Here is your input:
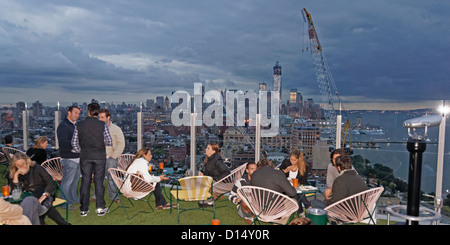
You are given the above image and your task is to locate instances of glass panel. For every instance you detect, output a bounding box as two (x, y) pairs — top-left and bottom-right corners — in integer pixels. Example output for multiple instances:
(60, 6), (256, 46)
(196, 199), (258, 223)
(1, 100), (448, 198)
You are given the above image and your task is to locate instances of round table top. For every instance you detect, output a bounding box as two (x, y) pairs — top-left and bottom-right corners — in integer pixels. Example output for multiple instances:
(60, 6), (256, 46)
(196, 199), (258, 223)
(386, 204), (441, 222)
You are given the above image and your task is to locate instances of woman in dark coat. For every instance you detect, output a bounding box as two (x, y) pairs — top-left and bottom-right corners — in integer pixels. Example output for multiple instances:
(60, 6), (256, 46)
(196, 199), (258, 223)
(199, 143), (230, 181)
(9, 152), (69, 225)
(26, 136), (48, 165)
(198, 143), (230, 207)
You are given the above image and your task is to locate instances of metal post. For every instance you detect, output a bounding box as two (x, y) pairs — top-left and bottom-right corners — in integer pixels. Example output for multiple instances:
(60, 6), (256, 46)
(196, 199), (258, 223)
(190, 113), (196, 176)
(406, 138), (426, 225)
(137, 112), (143, 151)
(255, 113), (261, 163)
(435, 109), (447, 222)
(54, 103), (60, 150)
(22, 110), (29, 151)
(335, 102), (342, 149)
(336, 114), (342, 150)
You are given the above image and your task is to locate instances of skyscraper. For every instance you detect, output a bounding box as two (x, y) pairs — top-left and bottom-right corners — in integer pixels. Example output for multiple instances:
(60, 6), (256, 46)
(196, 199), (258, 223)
(259, 83), (267, 91)
(273, 61), (282, 110)
(290, 88), (303, 109)
(32, 101), (43, 117)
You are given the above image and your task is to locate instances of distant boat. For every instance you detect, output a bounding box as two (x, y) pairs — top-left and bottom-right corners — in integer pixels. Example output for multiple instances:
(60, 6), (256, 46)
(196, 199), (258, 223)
(358, 129), (385, 135)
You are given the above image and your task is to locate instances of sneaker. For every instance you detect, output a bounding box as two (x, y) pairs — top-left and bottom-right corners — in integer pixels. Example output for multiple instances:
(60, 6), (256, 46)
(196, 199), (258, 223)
(198, 202), (214, 208)
(244, 217), (254, 225)
(80, 210), (89, 217)
(157, 203), (177, 210)
(96, 207), (109, 216)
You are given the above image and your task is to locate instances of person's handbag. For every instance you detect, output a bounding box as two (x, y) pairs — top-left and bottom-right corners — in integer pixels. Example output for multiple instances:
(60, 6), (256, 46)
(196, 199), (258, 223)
(38, 196), (53, 216)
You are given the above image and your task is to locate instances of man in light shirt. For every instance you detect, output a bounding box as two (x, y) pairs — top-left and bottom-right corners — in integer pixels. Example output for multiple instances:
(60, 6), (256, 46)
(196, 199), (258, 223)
(98, 109), (125, 203)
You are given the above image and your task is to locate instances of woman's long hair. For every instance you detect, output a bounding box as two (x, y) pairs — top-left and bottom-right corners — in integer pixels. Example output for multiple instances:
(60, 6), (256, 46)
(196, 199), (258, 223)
(204, 143), (220, 164)
(290, 149), (306, 176)
(256, 158), (274, 169)
(126, 147), (150, 171)
(9, 152), (35, 179)
(32, 136), (47, 149)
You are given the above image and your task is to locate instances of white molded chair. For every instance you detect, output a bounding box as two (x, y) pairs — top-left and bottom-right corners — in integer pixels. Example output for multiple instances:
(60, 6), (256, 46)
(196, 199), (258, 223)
(1, 147), (24, 162)
(1, 147), (24, 176)
(213, 163), (247, 199)
(237, 186), (299, 225)
(118, 154), (135, 170)
(324, 186), (384, 224)
(107, 168), (155, 220)
(41, 157), (69, 222)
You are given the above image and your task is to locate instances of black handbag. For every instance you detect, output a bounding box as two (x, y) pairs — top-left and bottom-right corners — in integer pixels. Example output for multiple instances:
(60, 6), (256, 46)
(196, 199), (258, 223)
(38, 196), (54, 216)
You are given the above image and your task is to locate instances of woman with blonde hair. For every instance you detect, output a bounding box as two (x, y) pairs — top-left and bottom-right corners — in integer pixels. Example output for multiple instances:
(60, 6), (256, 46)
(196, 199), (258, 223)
(25, 136), (48, 165)
(279, 149), (312, 213)
(8, 152), (69, 225)
(279, 149), (308, 184)
(126, 147), (174, 210)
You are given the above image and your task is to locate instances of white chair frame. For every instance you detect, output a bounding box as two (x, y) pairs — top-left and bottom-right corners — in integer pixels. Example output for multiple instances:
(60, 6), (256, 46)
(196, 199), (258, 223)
(324, 187), (384, 225)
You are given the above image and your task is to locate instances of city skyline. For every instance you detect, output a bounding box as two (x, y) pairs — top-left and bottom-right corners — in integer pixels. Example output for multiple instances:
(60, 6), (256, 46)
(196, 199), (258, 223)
(0, 1), (449, 110)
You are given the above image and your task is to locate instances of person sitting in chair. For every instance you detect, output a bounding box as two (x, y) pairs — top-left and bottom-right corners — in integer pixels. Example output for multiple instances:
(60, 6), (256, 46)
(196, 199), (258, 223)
(126, 147), (175, 210)
(229, 162), (257, 224)
(312, 155), (368, 208)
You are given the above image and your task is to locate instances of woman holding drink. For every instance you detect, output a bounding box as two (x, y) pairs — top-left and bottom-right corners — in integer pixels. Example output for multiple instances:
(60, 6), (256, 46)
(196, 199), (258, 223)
(279, 149), (312, 213)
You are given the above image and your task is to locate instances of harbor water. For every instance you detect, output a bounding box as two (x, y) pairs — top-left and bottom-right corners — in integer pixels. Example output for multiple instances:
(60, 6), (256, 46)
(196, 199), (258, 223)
(343, 110), (450, 194)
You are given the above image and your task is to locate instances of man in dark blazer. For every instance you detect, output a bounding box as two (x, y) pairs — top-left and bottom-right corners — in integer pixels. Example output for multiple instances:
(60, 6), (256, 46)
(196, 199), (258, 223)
(323, 155), (368, 206)
(250, 158), (296, 198)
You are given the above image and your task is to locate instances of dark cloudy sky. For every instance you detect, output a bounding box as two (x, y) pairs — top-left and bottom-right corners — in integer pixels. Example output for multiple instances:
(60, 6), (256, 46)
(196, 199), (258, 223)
(0, 0), (449, 109)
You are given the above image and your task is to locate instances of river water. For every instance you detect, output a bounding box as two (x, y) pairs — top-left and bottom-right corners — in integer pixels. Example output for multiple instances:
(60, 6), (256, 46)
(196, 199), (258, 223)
(341, 110), (450, 194)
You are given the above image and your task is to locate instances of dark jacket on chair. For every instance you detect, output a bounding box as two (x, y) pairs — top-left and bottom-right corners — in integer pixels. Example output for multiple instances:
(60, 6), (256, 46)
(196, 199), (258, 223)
(324, 169), (368, 206)
(203, 153), (230, 181)
(250, 166), (297, 198)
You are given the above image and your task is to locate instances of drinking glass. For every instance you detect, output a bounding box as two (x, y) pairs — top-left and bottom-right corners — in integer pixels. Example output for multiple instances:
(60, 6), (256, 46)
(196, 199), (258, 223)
(2, 185), (10, 197)
(292, 178), (299, 188)
(12, 187), (22, 201)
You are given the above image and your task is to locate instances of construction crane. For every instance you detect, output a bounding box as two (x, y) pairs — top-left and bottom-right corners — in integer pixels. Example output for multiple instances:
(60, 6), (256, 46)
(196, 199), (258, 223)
(341, 119), (353, 154)
(301, 8), (342, 150)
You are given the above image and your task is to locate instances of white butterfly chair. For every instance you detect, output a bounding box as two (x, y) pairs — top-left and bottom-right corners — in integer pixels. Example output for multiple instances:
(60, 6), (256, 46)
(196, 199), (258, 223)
(1, 147), (24, 177)
(170, 176), (214, 224)
(41, 157), (69, 222)
(0, 152), (8, 175)
(325, 186), (384, 225)
(237, 186), (299, 225)
(213, 163), (247, 201)
(118, 153), (135, 170)
(107, 168), (155, 220)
